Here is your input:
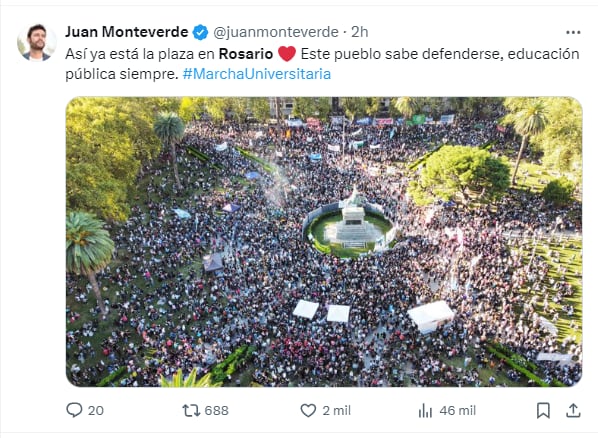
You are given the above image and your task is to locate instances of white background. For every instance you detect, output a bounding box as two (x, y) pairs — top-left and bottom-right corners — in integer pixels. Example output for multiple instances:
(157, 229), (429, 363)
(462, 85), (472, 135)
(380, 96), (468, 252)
(1, 2), (596, 437)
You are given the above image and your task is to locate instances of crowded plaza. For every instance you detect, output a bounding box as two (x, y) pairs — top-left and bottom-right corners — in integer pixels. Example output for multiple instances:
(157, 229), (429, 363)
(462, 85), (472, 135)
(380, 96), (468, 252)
(66, 98), (582, 387)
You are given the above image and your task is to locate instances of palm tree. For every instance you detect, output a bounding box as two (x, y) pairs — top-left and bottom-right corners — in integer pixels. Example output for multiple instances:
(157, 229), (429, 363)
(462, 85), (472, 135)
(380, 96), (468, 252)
(510, 99), (548, 185)
(160, 368), (223, 387)
(394, 97), (420, 126)
(66, 211), (114, 316)
(153, 111), (185, 190)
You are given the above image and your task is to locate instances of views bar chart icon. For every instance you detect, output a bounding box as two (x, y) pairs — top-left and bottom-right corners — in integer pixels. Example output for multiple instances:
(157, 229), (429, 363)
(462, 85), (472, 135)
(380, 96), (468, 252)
(419, 404), (432, 418)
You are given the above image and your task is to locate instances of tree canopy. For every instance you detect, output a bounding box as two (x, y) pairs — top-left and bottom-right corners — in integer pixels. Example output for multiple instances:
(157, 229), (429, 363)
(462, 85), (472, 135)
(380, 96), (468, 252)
(408, 145), (510, 206)
(394, 97), (421, 120)
(542, 177), (576, 207)
(66, 97), (163, 221)
(502, 98), (549, 185)
(66, 211), (115, 315)
(292, 97), (332, 121)
(154, 111), (185, 190)
(534, 98), (582, 177)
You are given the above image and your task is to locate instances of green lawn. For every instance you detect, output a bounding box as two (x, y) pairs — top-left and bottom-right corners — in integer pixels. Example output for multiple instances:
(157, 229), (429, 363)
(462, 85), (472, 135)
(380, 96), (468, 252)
(512, 235), (582, 343)
(308, 212), (394, 258)
(441, 349), (527, 387)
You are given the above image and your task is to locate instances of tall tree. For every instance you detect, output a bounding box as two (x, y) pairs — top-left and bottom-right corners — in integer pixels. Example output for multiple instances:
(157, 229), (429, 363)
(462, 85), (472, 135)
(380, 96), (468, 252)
(248, 97), (271, 123)
(340, 97), (368, 122)
(292, 97), (318, 120)
(154, 112), (185, 190)
(204, 98), (230, 123)
(365, 97), (381, 118)
(313, 97), (332, 121)
(542, 177), (576, 207)
(179, 97), (207, 123)
(504, 98), (549, 185)
(534, 97), (581, 179)
(228, 97), (250, 124)
(394, 97), (420, 124)
(67, 97), (161, 222)
(66, 212), (114, 316)
(408, 145), (510, 206)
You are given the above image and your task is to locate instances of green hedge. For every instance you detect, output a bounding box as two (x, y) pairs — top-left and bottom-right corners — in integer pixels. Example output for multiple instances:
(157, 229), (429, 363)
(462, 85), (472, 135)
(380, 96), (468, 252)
(236, 148), (276, 173)
(187, 145), (224, 169)
(485, 342), (566, 387)
(209, 345), (257, 384)
(96, 366), (129, 387)
(186, 145), (210, 162)
(490, 342), (538, 372)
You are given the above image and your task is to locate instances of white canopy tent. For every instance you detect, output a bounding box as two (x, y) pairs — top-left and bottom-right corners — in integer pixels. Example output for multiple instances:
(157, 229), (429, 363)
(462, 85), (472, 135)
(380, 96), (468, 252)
(327, 305), (351, 323)
(536, 353), (573, 366)
(215, 142), (228, 152)
(539, 317), (558, 336)
(202, 253), (224, 272)
(293, 300), (319, 320)
(407, 300), (455, 334)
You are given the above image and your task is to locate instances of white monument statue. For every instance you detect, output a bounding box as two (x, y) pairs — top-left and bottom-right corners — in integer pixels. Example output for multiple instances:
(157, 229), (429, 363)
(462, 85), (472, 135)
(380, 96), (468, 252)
(333, 186), (380, 244)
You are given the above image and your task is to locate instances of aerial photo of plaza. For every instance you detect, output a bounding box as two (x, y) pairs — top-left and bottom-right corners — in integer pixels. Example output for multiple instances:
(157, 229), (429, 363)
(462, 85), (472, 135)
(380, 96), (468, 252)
(66, 97), (582, 387)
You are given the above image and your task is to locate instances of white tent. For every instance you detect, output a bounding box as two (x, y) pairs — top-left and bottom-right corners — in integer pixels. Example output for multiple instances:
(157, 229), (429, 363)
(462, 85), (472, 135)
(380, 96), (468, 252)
(407, 300), (455, 334)
(539, 317), (558, 336)
(215, 142), (228, 152)
(222, 203), (241, 213)
(536, 352), (573, 365)
(293, 300), (319, 320)
(327, 305), (351, 323)
(202, 253), (224, 272)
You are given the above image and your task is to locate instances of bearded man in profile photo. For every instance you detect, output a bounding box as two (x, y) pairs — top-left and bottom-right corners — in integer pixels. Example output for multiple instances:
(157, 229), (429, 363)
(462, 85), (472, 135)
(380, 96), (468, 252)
(23, 24), (51, 61)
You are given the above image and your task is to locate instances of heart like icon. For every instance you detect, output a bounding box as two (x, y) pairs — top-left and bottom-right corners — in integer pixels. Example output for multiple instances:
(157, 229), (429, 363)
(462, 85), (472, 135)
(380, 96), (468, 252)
(278, 46), (296, 62)
(300, 403), (316, 418)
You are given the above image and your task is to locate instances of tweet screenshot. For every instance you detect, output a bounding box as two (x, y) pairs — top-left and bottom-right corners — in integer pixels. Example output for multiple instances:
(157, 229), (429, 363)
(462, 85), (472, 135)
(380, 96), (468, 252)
(1, 1), (596, 437)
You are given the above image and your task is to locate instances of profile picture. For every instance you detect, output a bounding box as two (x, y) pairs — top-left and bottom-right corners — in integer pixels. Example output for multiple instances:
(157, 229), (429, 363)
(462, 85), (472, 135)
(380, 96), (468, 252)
(18, 24), (57, 61)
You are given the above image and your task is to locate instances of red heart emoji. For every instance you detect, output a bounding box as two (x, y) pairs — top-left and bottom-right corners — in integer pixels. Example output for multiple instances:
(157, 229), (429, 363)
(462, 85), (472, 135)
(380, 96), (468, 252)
(278, 46), (296, 62)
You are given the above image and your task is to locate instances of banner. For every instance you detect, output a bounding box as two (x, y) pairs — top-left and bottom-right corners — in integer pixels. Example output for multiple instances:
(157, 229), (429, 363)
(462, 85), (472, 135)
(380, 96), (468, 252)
(369, 143), (381, 149)
(375, 118), (394, 125)
(285, 118), (304, 127)
(173, 208), (191, 219)
(412, 114), (426, 125)
(439, 114), (455, 124)
(327, 144), (341, 152)
(330, 115), (345, 125)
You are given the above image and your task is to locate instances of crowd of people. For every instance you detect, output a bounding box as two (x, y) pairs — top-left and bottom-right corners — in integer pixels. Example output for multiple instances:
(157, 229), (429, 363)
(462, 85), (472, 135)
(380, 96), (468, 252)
(66, 114), (582, 387)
